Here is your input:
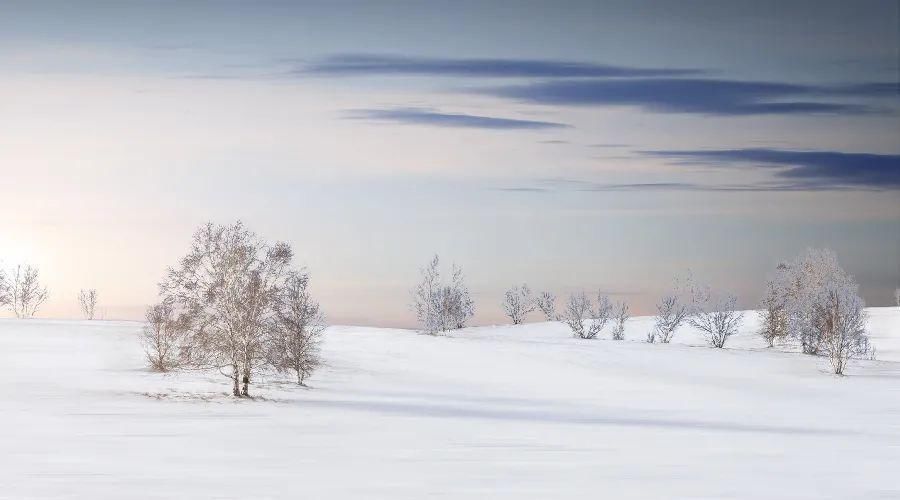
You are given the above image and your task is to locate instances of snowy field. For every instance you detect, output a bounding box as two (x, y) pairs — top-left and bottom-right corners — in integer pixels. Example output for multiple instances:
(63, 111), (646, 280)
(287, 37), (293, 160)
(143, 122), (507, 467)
(2, 308), (899, 499)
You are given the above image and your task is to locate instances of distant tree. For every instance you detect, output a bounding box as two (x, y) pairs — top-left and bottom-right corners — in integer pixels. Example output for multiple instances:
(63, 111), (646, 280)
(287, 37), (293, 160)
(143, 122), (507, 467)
(611, 301), (629, 340)
(586, 293), (613, 339)
(445, 263), (475, 330)
(778, 249), (852, 355)
(536, 291), (558, 321)
(814, 275), (873, 375)
(269, 270), (326, 386)
(761, 248), (874, 374)
(759, 272), (788, 347)
(0, 268), (9, 311)
(563, 291), (592, 339)
(502, 284), (536, 325)
(651, 295), (688, 343)
(159, 221), (292, 396)
(688, 286), (743, 348)
(895, 287), (900, 308)
(411, 255), (474, 334)
(649, 275), (695, 344)
(78, 289), (98, 320)
(10, 264), (49, 318)
(142, 301), (188, 372)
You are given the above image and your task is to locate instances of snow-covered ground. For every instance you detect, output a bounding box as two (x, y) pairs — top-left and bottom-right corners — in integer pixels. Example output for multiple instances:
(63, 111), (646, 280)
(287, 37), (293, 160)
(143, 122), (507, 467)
(2, 308), (898, 499)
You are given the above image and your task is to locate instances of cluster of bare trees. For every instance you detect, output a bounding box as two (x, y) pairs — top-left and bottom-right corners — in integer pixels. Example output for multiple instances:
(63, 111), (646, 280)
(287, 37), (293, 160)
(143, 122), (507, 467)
(140, 221), (326, 396)
(645, 275), (743, 349)
(758, 248), (873, 374)
(0, 264), (49, 318)
(410, 255), (474, 334)
(559, 291), (630, 340)
(499, 282), (631, 339)
(498, 284), (630, 340)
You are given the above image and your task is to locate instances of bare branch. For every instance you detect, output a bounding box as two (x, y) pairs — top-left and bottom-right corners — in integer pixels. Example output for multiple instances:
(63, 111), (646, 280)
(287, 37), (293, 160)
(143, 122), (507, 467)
(502, 284), (536, 325)
(10, 264), (49, 318)
(78, 289), (99, 320)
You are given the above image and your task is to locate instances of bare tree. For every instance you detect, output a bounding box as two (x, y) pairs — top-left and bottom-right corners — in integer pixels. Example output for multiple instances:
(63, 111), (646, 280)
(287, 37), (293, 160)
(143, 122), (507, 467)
(649, 274), (698, 344)
(78, 289), (98, 320)
(762, 248), (875, 373)
(269, 270), (326, 386)
(777, 249), (853, 355)
(586, 293), (612, 339)
(564, 292), (592, 339)
(611, 301), (629, 340)
(0, 268), (9, 311)
(759, 274), (788, 347)
(536, 291), (558, 321)
(895, 287), (900, 308)
(813, 275), (873, 375)
(446, 263), (475, 330)
(412, 255), (442, 334)
(10, 264), (49, 318)
(411, 255), (474, 334)
(689, 289), (744, 348)
(502, 284), (536, 325)
(651, 295), (689, 343)
(142, 301), (188, 372)
(159, 221), (292, 397)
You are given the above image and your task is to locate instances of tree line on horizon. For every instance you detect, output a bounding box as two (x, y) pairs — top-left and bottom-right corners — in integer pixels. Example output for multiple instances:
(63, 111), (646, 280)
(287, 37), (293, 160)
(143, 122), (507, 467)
(409, 248), (877, 376)
(3, 220), (895, 398)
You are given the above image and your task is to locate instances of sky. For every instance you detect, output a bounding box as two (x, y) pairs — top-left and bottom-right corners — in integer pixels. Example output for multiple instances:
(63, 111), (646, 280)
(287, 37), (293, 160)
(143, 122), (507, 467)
(0, 0), (898, 326)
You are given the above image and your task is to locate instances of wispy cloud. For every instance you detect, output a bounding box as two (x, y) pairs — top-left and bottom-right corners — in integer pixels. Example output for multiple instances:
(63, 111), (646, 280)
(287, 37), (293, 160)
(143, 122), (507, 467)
(497, 148), (900, 192)
(642, 148), (900, 189)
(345, 107), (570, 130)
(482, 78), (894, 116)
(301, 54), (703, 78)
(496, 179), (871, 193)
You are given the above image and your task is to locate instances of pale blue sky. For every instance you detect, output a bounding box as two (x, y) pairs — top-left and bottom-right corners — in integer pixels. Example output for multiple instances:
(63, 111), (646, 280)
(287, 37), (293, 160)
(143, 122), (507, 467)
(0, 1), (898, 325)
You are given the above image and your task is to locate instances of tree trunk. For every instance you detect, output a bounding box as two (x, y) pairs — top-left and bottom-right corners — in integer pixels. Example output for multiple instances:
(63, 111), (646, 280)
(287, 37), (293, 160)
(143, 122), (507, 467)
(231, 365), (241, 397)
(241, 373), (250, 397)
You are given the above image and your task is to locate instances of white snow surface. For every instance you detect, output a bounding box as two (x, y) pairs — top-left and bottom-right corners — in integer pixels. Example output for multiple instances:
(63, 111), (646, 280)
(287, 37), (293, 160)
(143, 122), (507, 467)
(2, 308), (899, 499)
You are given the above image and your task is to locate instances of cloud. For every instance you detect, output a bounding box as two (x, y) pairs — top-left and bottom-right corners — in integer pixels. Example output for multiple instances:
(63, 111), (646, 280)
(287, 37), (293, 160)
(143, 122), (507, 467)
(302, 54), (702, 78)
(497, 180), (868, 193)
(345, 107), (570, 130)
(483, 78), (893, 116)
(642, 148), (900, 189)
(497, 149), (900, 192)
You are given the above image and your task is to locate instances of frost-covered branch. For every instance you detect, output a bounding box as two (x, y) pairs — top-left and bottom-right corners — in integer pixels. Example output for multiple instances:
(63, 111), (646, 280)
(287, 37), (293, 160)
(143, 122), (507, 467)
(502, 284), (536, 325)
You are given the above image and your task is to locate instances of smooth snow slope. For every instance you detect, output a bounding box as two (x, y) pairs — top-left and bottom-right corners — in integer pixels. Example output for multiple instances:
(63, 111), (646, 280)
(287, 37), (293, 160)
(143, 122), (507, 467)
(1, 309), (899, 499)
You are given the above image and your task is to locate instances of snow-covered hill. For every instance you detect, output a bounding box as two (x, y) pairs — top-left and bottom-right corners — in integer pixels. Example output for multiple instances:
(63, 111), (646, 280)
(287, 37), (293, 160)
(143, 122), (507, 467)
(2, 309), (898, 499)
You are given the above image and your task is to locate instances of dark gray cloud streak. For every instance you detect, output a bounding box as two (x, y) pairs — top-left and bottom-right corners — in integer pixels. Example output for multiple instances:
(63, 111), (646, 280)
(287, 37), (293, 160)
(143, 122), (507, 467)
(643, 148), (900, 189)
(345, 107), (570, 130)
(302, 54), (703, 78)
(483, 79), (895, 116)
(497, 149), (900, 192)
